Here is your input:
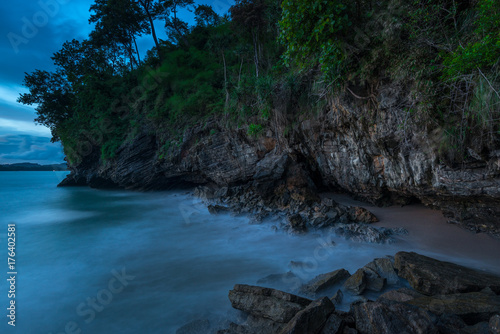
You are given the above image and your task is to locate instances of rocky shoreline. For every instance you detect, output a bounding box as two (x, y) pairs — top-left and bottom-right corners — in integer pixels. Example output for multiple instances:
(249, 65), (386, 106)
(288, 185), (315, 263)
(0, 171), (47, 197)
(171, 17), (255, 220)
(194, 184), (408, 244)
(177, 252), (500, 334)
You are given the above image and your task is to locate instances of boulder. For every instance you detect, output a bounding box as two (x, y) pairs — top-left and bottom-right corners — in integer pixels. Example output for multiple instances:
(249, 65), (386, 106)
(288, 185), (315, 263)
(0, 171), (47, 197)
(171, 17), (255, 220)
(434, 314), (467, 334)
(364, 258), (399, 286)
(351, 300), (438, 334)
(407, 292), (500, 325)
(461, 322), (490, 334)
(378, 288), (424, 303)
(300, 269), (351, 296)
(228, 284), (311, 324)
(490, 314), (500, 334)
(343, 269), (367, 295)
(394, 252), (500, 295)
(279, 297), (335, 334)
(331, 290), (343, 305)
(362, 267), (386, 292)
(320, 313), (345, 334)
(347, 206), (379, 223)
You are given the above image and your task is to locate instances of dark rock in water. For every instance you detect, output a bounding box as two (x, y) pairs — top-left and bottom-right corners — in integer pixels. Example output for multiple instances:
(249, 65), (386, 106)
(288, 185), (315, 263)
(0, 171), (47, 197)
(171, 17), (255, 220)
(320, 313), (344, 334)
(343, 269), (367, 295)
(351, 300), (438, 334)
(346, 206), (379, 223)
(364, 258), (399, 286)
(176, 319), (211, 334)
(300, 269), (351, 297)
(407, 292), (500, 325)
(331, 290), (344, 305)
(333, 224), (404, 244)
(394, 251), (500, 295)
(287, 214), (307, 233)
(279, 297), (335, 334)
(490, 314), (500, 334)
(208, 205), (230, 215)
(378, 288), (424, 303)
(228, 284), (311, 324)
(362, 267), (386, 292)
(257, 271), (301, 291)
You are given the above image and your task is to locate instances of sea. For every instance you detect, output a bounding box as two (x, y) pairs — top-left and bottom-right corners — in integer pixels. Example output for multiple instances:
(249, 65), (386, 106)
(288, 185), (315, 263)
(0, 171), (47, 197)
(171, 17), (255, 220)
(1, 171), (499, 333)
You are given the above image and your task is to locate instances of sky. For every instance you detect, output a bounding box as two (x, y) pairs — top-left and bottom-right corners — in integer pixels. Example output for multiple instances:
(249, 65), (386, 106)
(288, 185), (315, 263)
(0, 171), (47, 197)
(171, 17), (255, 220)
(0, 0), (234, 165)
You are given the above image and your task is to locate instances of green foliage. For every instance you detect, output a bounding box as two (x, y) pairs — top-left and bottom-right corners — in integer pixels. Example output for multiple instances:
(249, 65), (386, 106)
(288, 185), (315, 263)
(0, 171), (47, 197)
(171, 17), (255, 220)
(279, 0), (349, 79)
(443, 0), (500, 78)
(248, 123), (263, 137)
(17, 0), (500, 167)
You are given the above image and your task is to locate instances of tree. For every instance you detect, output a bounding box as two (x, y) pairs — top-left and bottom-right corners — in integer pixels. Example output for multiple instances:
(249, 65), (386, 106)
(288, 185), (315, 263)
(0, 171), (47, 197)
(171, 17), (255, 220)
(207, 22), (232, 109)
(161, 0), (194, 47)
(230, 0), (268, 78)
(135, 0), (163, 59)
(17, 70), (73, 141)
(90, 0), (149, 69)
(195, 4), (220, 27)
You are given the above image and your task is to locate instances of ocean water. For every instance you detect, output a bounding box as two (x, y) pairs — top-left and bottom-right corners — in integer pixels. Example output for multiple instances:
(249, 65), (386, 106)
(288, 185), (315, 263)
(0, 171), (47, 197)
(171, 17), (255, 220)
(0, 172), (499, 333)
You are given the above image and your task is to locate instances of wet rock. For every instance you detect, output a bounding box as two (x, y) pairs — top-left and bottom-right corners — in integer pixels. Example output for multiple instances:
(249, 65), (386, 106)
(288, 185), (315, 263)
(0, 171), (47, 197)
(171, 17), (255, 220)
(208, 205), (230, 215)
(408, 292), (500, 325)
(347, 207), (379, 223)
(461, 322), (489, 334)
(287, 214), (307, 233)
(333, 224), (400, 244)
(320, 313), (345, 334)
(331, 290), (343, 305)
(228, 284), (311, 324)
(394, 251), (500, 295)
(362, 267), (386, 292)
(176, 319), (211, 334)
(378, 288), (424, 303)
(279, 297), (335, 334)
(352, 300), (438, 334)
(300, 269), (351, 297)
(343, 269), (367, 295)
(490, 314), (500, 334)
(435, 314), (467, 334)
(364, 258), (399, 286)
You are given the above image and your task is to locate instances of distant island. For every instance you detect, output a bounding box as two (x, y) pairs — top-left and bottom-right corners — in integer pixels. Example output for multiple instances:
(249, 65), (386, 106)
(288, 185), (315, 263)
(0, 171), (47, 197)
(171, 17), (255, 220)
(0, 163), (68, 171)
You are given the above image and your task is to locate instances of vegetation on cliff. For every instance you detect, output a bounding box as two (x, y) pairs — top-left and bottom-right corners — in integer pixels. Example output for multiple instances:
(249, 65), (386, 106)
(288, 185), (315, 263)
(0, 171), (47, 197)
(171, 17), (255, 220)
(18, 0), (500, 165)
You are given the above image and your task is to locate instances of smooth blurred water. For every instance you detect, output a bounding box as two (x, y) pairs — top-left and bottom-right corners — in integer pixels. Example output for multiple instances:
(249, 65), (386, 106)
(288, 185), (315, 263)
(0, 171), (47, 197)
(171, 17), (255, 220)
(0, 172), (499, 333)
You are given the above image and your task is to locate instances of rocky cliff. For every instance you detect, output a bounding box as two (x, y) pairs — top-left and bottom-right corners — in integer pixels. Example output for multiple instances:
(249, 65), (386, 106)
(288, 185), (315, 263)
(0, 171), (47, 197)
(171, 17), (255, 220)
(59, 88), (500, 237)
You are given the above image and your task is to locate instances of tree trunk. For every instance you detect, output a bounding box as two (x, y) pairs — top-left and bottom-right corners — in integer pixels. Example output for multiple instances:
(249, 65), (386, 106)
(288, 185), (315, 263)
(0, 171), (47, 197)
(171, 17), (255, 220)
(133, 35), (141, 65)
(252, 30), (259, 78)
(147, 13), (162, 60)
(222, 50), (229, 109)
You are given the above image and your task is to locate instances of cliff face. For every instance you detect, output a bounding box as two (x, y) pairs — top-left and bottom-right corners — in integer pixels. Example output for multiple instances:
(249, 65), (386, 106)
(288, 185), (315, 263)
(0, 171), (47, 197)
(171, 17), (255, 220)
(59, 90), (500, 237)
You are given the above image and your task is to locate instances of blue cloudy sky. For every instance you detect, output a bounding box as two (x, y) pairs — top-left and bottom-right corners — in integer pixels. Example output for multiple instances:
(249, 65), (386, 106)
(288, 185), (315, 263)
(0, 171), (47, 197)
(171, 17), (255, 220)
(0, 0), (233, 165)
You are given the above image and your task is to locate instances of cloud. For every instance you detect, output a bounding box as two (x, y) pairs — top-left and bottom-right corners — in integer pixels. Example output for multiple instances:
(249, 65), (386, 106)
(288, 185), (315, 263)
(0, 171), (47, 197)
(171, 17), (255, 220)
(0, 118), (52, 137)
(0, 134), (64, 164)
(0, 0), (235, 165)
